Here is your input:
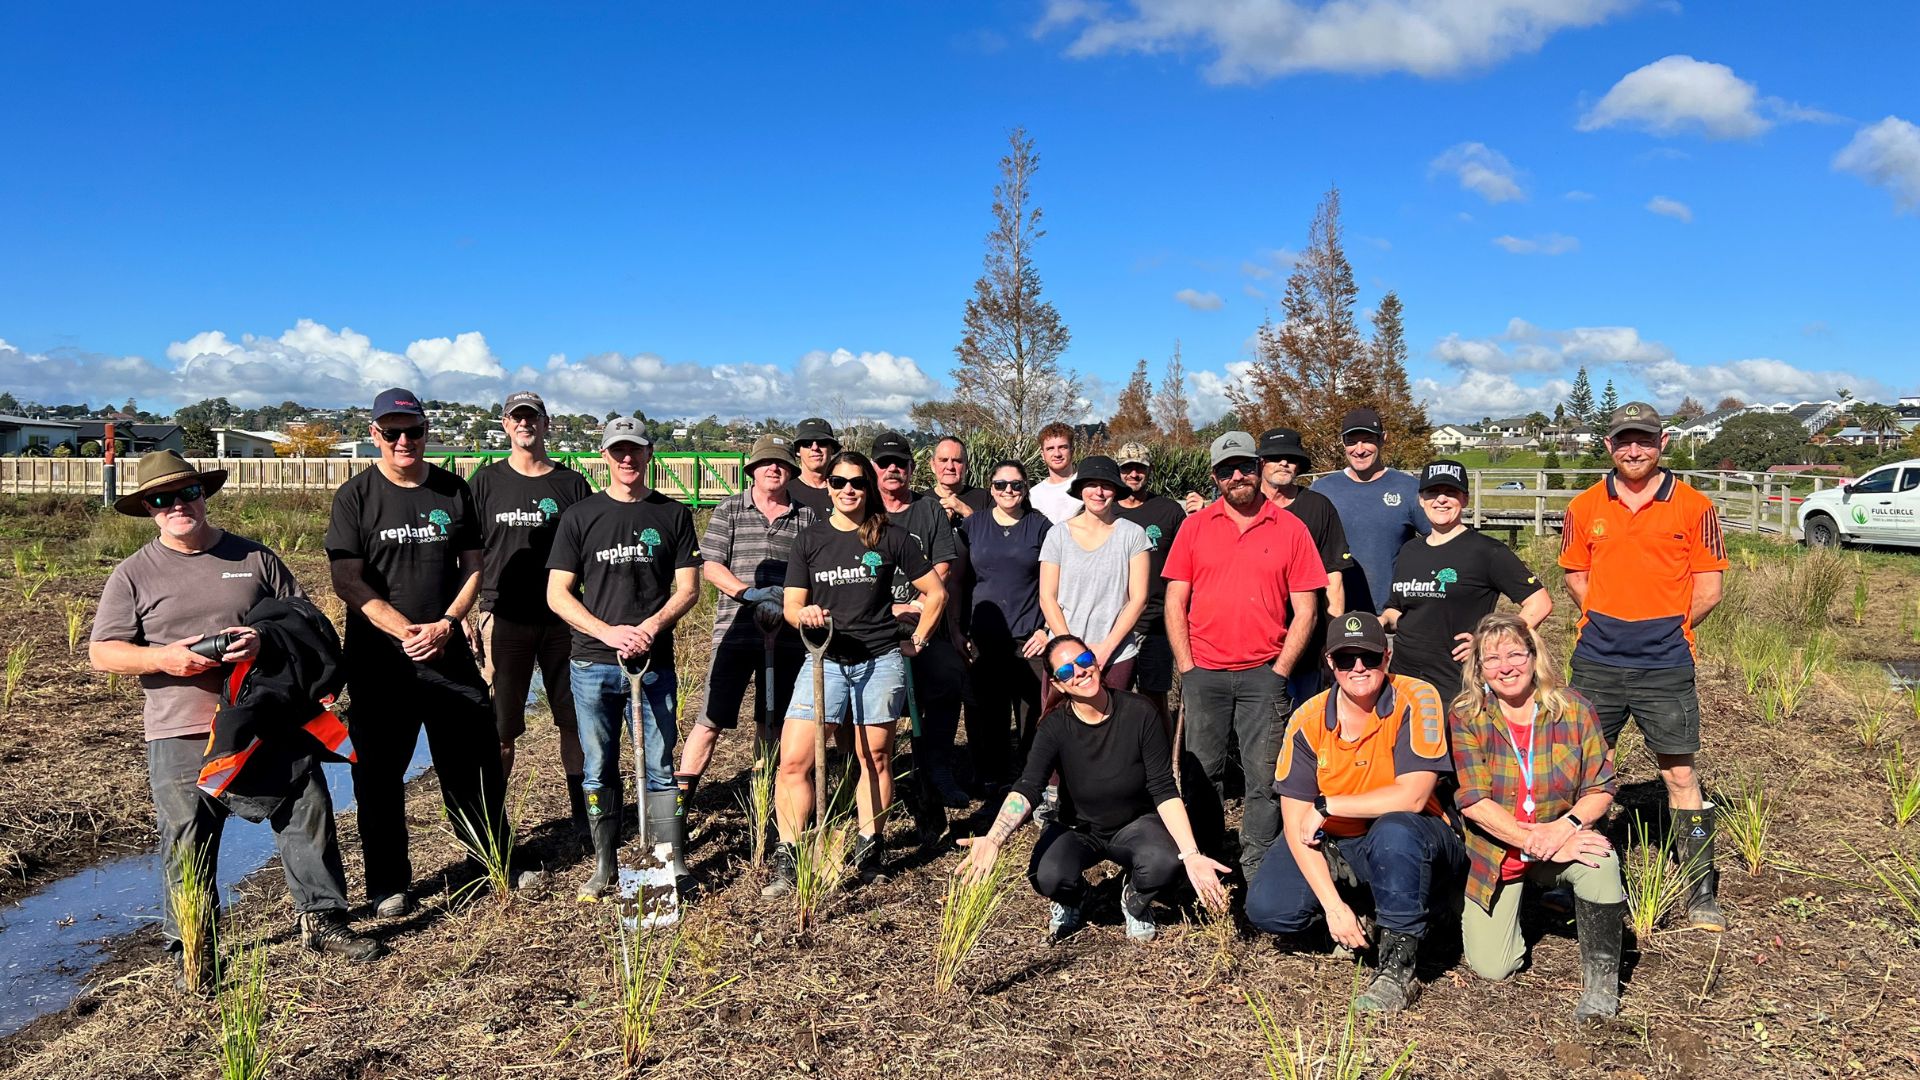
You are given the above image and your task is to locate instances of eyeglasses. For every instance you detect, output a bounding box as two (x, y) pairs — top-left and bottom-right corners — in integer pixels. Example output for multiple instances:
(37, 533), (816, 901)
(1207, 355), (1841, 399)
(1479, 651), (1533, 668)
(826, 475), (864, 490)
(795, 439), (835, 451)
(377, 424), (427, 443)
(991, 479), (1027, 492)
(1052, 650), (1097, 681)
(143, 483), (204, 509)
(1328, 650), (1385, 671)
(506, 410), (541, 424)
(1212, 461), (1257, 480)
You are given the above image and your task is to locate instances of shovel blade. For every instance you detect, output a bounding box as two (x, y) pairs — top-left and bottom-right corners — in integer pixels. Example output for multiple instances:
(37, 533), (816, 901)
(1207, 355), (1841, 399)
(616, 847), (680, 930)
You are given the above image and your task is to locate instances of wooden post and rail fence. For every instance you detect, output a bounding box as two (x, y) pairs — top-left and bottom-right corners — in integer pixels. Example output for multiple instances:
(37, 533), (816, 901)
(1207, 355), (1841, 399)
(0, 455), (1837, 541)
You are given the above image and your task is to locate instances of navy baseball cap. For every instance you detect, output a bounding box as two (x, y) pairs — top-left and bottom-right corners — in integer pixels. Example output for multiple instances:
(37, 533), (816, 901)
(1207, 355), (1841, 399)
(372, 387), (425, 420)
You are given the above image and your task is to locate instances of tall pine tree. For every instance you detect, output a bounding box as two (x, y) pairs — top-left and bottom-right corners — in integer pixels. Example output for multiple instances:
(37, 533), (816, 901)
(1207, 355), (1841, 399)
(1369, 291), (1428, 467)
(1566, 367), (1596, 426)
(1598, 379), (1620, 420)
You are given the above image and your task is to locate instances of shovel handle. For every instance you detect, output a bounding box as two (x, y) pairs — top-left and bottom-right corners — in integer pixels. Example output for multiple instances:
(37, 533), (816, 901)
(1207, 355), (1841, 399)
(805, 617), (833, 826)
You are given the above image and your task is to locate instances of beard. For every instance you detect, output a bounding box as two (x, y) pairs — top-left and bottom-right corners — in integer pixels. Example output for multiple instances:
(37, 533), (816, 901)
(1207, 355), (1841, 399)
(1221, 479), (1260, 508)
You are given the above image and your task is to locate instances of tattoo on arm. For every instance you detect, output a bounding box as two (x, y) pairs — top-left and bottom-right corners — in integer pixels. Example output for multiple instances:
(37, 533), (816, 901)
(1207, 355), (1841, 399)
(986, 793), (1030, 845)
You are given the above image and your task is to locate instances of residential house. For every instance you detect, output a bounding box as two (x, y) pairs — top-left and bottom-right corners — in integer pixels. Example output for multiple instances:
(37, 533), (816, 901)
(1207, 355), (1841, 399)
(1485, 417), (1535, 439)
(1541, 422), (1597, 450)
(68, 422), (183, 455)
(215, 429), (291, 458)
(0, 414), (81, 455)
(1825, 418), (1920, 447)
(1428, 424), (1485, 452)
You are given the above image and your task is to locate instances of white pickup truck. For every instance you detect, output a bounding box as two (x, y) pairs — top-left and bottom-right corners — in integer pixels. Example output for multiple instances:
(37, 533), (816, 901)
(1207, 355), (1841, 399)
(1799, 458), (1920, 549)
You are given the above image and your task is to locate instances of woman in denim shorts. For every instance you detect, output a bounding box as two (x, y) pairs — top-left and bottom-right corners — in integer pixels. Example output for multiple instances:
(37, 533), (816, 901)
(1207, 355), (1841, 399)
(765, 451), (946, 894)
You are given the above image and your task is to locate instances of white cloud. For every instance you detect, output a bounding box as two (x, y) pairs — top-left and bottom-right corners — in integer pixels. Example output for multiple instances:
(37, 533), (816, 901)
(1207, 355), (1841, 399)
(2, 321), (941, 425)
(1834, 115), (1920, 213)
(1415, 369), (1573, 421)
(1563, 189), (1595, 201)
(1578, 55), (1770, 139)
(1040, 0), (1631, 82)
(1491, 233), (1579, 255)
(1174, 288), (1225, 311)
(1239, 260), (1274, 281)
(1430, 142), (1526, 203)
(1645, 195), (1693, 222)
(1186, 360), (1256, 425)
(1242, 283), (1268, 300)
(1635, 356), (1885, 406)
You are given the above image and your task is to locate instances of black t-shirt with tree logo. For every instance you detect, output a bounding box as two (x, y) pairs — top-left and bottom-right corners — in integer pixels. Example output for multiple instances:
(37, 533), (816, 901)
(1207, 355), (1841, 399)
(325, 464), (482, 663)
(1387, 530), (1541, 696)
(546, 490), (700, 668)
(470, 460), (594, 623)
(784, 520), (932, 663)
(1116, 494), (1186, 633)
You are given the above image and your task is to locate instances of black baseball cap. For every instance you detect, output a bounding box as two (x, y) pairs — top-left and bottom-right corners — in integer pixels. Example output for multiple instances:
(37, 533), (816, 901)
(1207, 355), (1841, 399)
(870, 431), (914, 467)
(1258, 427), (1311, 464)
(1419, 460), (1469, 493)
(1340, 407), (1384, 437)
(794, 418), (840, 448)
(1328, 611), (1389, 655)
(503, 390), (546, 416)
(1069, 455), (1124, 498)
(372, 387), (426, 420)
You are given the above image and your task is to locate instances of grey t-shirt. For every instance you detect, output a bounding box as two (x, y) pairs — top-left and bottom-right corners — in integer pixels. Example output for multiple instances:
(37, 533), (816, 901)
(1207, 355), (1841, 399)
(91, 531), (306, 741)
(1040, 518), (1151, 663)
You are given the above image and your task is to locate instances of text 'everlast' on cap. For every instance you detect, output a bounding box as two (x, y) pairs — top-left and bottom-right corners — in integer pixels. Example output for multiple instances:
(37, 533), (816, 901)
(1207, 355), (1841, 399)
(1419, 460), (1469, 492)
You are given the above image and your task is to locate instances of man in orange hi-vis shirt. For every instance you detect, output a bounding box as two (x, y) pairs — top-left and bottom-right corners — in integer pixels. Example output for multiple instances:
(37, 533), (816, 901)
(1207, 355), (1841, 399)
(1560, 401), (1729, 931)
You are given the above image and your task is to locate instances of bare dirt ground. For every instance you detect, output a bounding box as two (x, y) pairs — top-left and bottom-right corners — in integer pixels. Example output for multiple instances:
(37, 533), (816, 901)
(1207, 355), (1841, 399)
(3, 498), (1920, 1079)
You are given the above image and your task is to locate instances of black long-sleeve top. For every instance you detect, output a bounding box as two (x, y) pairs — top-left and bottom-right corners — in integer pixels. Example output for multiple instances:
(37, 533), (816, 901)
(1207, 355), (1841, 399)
(1011, 690), (1179, 841)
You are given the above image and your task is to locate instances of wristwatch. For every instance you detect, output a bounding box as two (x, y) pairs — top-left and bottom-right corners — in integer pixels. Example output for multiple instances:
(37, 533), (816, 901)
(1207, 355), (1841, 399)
(1564, 812), (1585, 829)
(442, 615), (460, 630)
(1177, 848), (1201, 862)
(1313, 793), (1331, 818)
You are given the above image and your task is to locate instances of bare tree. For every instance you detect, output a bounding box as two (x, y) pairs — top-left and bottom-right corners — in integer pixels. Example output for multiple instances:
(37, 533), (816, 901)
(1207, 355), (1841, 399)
(952, 128), (1078, 444)
(1153, 340), (1197, 447)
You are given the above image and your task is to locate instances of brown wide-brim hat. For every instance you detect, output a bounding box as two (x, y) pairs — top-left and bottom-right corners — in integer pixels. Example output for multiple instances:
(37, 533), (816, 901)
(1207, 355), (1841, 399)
(113, 450), (228, 517)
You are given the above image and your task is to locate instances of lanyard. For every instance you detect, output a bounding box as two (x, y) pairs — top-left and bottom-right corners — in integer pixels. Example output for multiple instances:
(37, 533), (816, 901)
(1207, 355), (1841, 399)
(1495, 702), (1540, 816)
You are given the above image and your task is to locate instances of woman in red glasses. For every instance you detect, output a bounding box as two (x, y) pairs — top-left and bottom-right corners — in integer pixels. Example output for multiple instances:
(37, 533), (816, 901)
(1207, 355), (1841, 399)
(956, 634), (1229, 944)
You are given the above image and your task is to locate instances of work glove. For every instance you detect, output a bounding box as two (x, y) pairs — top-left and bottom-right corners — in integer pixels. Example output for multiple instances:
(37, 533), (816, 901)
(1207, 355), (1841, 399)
(739, 586), (782, 606)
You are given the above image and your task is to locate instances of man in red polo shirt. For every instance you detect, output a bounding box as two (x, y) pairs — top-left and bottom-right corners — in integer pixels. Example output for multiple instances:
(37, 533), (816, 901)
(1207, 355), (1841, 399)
(1561, 401), (1729, 929)
(1165, 430), (1326, 878)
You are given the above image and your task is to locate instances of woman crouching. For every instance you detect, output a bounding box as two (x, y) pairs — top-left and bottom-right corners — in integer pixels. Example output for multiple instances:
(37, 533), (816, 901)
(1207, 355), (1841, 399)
(1450, 611), (1625, 1021)
(956, 634), (1229, 942)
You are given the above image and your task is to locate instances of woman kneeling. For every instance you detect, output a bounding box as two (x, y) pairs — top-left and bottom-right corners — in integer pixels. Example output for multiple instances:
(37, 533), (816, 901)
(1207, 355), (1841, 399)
(1450, 612), (1625, 1021)
(957, 635), (1229, 942)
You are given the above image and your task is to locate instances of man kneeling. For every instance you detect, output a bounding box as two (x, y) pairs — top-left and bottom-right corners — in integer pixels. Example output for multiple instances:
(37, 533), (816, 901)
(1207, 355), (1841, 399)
(1246, 611), (1465, 1012)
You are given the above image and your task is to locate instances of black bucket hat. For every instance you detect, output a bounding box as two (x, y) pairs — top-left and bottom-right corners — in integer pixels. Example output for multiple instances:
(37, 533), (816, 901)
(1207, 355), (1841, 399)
(1068, 455), (1124, 498)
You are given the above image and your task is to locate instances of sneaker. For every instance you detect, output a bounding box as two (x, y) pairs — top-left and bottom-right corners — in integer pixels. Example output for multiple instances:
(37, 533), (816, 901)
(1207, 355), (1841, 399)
(1047, 901), (1085, 943)
(855, 833), (890, 885)
(1120, 878), (1157, 943)
(299, 910), (386, 962)
(761, 842), (798, 898)
(373, 891), (413, 918)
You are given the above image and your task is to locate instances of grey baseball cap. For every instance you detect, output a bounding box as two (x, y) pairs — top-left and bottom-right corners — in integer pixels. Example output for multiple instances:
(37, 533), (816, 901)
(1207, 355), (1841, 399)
(599, 416), (651, 450)
(1209, 430), (1259, 467)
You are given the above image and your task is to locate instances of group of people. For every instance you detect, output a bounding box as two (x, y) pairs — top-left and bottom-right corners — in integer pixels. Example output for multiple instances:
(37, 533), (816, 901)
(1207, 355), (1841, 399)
(98, 388), (1728, 1020)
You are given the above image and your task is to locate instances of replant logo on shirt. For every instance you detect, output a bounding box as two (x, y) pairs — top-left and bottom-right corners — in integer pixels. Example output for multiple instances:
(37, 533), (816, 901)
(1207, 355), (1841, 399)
(378, 510), (451, 545)
(815, 549), (884, 587)
(494, 498), (562, 528)
(1144, 524), (1163, 550)
(1393, 567), (1457, 598)
(595, 527), (662, 565)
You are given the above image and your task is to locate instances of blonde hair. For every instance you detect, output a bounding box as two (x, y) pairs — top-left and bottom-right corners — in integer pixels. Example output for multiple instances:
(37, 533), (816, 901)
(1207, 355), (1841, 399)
(1448, 611), (1574, 727)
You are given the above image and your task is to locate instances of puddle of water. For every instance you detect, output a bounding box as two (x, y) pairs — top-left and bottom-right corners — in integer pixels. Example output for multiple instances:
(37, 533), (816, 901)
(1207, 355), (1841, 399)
(0, 739), (434, 1038)
(1889, 660), (1920, 690)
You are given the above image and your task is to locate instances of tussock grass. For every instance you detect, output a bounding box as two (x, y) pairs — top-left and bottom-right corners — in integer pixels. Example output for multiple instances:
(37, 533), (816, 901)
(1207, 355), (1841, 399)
(1854, 671), (1899, 750)
(215, 924), (280, 1080)
(1733, 622), (1786, 696)
(445, 770), (521, 907)
(19, 572), (51, 602)
(1717, 773), (1775, 875)
(1246, 970), (1415, 1080)
(734, 739), (778, 868)
(1852, 554), (1869, 626)
(1764, 631), (1832, 720)
(792, 822), (854, 934)
(167, 842), (216, 997)
(64, 596), (90, 655)
(5, 639), (32, 712)
(606, 907), (681, 1074)
(1781, 548), (1849, 629)
(933, 846), (1012, 993)
(1623, 819), (1699, 938)
(1882, 744), (1920, 828)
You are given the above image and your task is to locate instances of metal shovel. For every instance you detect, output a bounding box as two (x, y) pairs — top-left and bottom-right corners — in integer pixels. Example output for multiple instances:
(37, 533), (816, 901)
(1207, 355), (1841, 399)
(616, 651), (679, 930)
(800, 617), (835, 827)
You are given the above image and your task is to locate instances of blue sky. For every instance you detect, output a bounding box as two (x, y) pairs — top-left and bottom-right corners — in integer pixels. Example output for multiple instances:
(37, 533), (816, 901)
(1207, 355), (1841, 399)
(2, 1), (1916, 426)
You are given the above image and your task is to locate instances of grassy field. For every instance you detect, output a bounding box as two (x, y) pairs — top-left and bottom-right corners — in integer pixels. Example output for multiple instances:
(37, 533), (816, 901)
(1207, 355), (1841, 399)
(3, 495), (1920, 1079)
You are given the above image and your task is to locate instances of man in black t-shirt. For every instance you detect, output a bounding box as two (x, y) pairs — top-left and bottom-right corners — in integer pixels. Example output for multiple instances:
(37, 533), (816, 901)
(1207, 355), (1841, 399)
(873, 432), (967, 812)
(784, 417), (839, 515)
(326, 387), (504, 918)
(469, 390), (595, 840)
(1260, 428), (1354, 701)
(1114, 442), (1187, 724)
(546, 416), (701, 901)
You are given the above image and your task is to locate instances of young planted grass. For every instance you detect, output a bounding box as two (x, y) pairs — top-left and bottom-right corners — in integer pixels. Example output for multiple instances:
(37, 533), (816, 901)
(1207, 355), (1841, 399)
(64, 597), (90, 655)
(1246, 970), (1416, 1080)
(791, 821), (854, 934)
(5, 639), (33, 713)
(1854, 672), (1898, 751)
(445, 770), (523, 908)
(1764, 632), (1833, 721)
(606, 906), (681, 1075)
(1882, 744), (1920, 828)
(1852, 554), (1869, 626)
(1717, 773), (1775, 875)
(215, 925), (280, 1080)
(1733, 622), (1787, 696)
(734, 739), (778, 868)
(933, 845), (1012, 994)
(167, 842), (217, 996)
(1189, 888), (1240, 987)
(1623, 819), (1700, 938)
(19, 572), (51, 602)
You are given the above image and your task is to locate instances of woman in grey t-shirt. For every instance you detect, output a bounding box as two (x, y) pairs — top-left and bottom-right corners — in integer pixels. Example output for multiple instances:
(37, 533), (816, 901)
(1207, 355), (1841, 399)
(1039, 455), (1150, 706)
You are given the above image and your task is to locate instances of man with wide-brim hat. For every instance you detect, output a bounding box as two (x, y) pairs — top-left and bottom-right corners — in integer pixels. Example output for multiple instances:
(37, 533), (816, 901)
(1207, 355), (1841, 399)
(674, 431), (817, 863)
(93, 451), (382, 992)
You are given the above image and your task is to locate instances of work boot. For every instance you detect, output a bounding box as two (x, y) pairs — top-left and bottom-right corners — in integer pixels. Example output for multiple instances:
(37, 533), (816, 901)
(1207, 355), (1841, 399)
(1573, 899), (1626, 1022)
(1355, 929), (1422, 1013)
(1671, 807), (1727, 932)
(645, 787), (696, 897)
(1120, 876), (1157, 943)
(565, 775), (591, 854)
(855, 832), (889, 885)
(577, 803), (621, 902)
(373, 892), (412, 919)
(762, 841), (798, 897)
(299, 909), (386, 962)
(1047, 901), (1085, 943)
(674, 772), (700, 849)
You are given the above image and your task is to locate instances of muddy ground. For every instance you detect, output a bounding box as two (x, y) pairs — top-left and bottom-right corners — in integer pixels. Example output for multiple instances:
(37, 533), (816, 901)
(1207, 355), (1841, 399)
(3, 497), (1919, 1079)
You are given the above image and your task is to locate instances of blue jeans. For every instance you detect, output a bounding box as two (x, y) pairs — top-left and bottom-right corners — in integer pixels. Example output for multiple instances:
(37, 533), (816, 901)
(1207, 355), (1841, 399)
(570, 660), (679, 805)
(1245, 811), (1466, 938)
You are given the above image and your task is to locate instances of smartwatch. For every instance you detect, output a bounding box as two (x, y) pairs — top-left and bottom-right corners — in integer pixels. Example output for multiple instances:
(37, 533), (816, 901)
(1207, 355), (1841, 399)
(1313, 794), (1331, 819)
(1564, 812), (1585, 829)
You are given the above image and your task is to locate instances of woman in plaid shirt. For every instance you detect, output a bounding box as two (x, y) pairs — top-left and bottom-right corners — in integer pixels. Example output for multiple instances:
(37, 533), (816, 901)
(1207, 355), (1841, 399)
(1449, 612), (1626, 1022)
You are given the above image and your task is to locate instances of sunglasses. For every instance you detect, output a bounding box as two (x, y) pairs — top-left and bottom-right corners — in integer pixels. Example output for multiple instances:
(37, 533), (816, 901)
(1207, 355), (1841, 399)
(826, 475), (865, 490)
(1052, 650), (1097, 681)
(378, 424), (427, 443)
(795, 439), (836, 451)
(876, 459), (910, 471)
(992, 479), (1027, 492)
(1212, 461), (1257, 480)
(143, 483), (204, 509)
(1329, 650), (1385, 671)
